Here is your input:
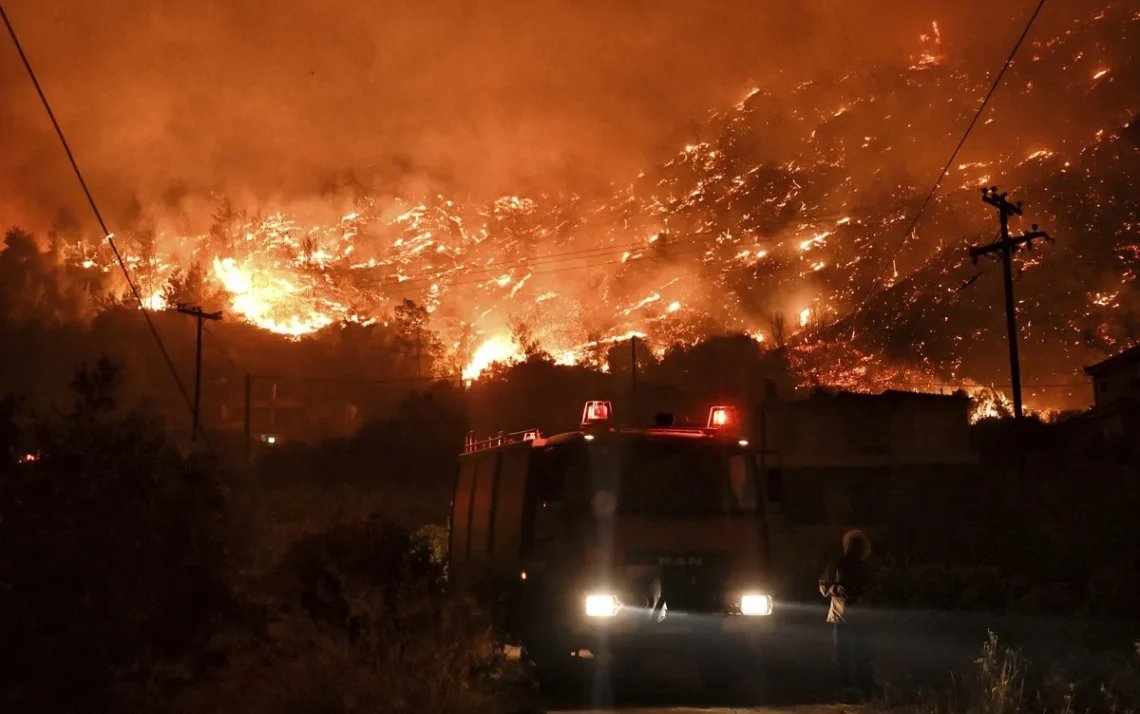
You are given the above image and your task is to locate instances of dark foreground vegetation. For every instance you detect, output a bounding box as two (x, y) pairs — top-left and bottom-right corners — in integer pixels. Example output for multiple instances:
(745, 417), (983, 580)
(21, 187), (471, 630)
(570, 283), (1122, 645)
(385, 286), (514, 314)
(1, 361), (533, 714)
(2, 228), (1138, 712)
(3, 358), (1139, 714)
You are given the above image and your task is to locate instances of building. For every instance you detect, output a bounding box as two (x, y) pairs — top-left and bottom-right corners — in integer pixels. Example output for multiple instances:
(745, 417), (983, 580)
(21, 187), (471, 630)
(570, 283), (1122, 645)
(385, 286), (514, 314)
(759, 388), (975, 469)
(1084, 344), (1140, 409)
(1072, 345), (1140, 448)
(755, 388), (979, 599)
(757, 388), (976, 527)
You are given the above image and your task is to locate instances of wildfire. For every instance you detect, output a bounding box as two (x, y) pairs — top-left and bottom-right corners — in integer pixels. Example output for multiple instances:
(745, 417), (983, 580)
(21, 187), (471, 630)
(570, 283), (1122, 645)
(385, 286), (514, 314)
(52, 2), (1138, 417)
(463, 336), (524, 382)
(966, 387), (1014, 423)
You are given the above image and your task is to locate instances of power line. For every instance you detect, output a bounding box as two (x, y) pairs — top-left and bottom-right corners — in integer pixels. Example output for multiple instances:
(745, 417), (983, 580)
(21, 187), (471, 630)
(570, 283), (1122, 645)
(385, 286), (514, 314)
(376, 244), (703, 295)
(364, 162), (1131, 298)
(352, 158), (1131, 299)
(848, 0), (1051, 326)
(367, 198), (990, 297)
(362, 190), (981, 292)
(877, 381), (1083, 390)
(253, 372), (462, 386)
(202, 324), (239, 366)
(0, 4), (214, 456)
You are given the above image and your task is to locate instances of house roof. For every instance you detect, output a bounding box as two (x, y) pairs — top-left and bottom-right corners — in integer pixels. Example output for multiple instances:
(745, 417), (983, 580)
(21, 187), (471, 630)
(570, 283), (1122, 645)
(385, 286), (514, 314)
(1083, 343), (1140, 376)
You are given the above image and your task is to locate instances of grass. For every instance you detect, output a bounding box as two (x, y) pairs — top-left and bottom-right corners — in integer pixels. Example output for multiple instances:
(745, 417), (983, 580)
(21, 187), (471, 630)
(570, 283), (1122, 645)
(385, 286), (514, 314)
(879, 633), (1140, 714)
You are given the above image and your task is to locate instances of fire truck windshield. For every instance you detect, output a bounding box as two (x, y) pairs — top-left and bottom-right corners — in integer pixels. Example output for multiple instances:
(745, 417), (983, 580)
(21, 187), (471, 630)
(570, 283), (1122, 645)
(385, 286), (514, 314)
(531, 439), (760, 517)
(528, 435), (752, 513)
(590, 439), (759, 517)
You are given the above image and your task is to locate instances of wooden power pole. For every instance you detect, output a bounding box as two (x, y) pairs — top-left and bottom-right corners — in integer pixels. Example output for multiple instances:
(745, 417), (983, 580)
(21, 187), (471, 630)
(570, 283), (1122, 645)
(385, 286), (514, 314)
(177, 304), (223, 441)
(630, 336), (638, 416)
(968, 187), (1053, 420)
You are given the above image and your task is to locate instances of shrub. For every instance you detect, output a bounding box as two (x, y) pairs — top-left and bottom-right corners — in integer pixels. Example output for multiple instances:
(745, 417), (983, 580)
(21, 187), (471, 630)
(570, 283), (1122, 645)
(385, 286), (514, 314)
(0, 360), (228, 713)
(882, 633), (1140, 714)
(186, 519), (530, 714)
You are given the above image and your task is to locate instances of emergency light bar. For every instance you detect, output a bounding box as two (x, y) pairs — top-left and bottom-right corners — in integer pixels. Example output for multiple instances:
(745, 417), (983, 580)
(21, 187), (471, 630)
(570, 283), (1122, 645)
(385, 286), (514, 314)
(581, 400), (613, 427)
(464, 428), (543, 453)
(707, 406), (737, 429)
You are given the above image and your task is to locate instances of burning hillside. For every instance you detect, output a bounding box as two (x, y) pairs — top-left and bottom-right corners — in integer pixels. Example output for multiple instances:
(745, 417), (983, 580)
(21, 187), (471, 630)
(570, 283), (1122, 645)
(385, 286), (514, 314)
(23, 3), (1140, 414)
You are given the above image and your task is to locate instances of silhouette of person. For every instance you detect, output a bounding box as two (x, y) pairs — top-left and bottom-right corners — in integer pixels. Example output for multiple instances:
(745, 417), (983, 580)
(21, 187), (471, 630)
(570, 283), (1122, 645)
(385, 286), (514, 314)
(819, 529), (874, 702)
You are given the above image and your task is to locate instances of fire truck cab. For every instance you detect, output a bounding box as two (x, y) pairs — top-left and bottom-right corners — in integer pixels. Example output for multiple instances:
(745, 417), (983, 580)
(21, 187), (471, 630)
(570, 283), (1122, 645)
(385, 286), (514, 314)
(449, 401), (782, 694)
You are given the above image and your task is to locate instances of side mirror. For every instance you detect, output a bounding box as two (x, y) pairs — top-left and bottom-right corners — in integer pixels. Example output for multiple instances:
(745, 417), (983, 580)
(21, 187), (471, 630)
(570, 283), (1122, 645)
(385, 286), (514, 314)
(766, 469), (784, 504)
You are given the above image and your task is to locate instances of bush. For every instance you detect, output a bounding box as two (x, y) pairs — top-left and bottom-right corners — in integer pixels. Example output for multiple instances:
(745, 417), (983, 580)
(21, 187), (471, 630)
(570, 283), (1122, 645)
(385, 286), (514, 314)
(186, 519), (530, 714)
(882, 633), (1140, 714)
(0, 359), (228, 713)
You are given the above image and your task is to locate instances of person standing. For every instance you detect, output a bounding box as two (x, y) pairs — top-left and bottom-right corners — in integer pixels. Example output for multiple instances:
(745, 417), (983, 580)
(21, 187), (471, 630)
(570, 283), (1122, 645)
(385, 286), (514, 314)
(819, 529), (874, 703)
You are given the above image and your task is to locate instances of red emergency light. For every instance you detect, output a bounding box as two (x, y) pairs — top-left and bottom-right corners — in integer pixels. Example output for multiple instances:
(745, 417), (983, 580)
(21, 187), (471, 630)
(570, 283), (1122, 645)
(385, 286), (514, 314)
(707, 405), (737, 429)
(581, 400), (613, 427)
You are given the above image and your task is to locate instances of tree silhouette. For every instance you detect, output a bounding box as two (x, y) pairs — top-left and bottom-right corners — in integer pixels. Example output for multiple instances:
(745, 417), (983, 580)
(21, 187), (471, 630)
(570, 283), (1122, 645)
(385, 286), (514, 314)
(162, 262), (226, 312)
(768, 312), (787, 348)
(1, 359), (228, 712)
(394, 299), (443, 375)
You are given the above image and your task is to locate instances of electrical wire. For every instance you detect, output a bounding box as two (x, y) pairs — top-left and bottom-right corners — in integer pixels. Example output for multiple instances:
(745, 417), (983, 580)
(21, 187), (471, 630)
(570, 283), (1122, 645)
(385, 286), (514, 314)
(201, 324), (239, 367)
(876, 381), (1084, 390)
(848, 0), (1051, 326)
(351, 156), (1132, 297)
(254, 373), (463, 386)
(0, 3), (215, 456)
(360, 162), (1127, 297)
(361, 190), (981, 292)
(240, 166), (1131, 299)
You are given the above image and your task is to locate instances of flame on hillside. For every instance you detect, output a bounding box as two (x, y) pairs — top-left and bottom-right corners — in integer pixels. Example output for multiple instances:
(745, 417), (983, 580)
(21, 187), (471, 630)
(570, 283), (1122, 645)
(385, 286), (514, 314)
(58, 5), (1140, 407)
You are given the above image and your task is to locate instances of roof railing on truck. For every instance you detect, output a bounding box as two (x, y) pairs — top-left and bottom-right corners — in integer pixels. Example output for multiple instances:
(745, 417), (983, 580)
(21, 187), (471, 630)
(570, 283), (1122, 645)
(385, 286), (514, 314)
(463, 428), (542, 453)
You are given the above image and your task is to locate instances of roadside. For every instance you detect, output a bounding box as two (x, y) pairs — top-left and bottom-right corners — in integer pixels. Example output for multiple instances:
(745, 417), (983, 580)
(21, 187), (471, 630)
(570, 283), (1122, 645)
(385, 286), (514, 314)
(540, 603), (1140, 713)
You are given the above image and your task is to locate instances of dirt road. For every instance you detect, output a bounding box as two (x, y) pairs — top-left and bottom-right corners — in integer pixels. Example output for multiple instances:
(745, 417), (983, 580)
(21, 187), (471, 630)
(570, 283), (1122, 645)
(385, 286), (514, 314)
(551, 702), (857, 707)
(541, 601), (1126, 713)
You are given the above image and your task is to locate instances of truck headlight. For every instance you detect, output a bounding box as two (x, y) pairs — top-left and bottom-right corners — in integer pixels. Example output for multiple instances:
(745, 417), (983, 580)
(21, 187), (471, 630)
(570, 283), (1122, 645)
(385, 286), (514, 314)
(585, 593), (620, 617)
(740, 593), (773, 616)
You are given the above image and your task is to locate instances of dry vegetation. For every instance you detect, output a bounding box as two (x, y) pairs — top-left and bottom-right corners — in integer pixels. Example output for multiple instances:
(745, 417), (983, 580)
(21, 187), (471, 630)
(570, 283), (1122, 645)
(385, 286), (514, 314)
(881, 633), (1140, 714)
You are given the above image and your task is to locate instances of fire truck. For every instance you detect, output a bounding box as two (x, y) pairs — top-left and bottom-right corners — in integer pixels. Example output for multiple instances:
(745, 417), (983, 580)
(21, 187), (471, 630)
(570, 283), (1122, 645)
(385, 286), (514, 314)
(449, 400), (784, 695)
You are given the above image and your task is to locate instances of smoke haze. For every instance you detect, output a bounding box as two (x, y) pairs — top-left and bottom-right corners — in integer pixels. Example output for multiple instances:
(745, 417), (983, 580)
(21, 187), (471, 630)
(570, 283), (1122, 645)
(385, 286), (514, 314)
(1, 0), (1042, 226)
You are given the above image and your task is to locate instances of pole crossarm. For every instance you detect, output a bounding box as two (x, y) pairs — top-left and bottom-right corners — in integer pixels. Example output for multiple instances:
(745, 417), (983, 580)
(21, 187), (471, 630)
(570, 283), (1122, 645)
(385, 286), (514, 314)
(970, 229), (1054, 262)
(176, 304), (223, 442)
(176, 304), (224, 322)
(967, 186), (1055, 427)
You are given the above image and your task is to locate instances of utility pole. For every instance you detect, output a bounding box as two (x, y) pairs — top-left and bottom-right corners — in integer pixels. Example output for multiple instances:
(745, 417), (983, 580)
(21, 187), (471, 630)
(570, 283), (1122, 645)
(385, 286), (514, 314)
(415, 326), (423, 379)
(969, 187), (1053, 420)
(244, 373), (252, 466)
(630, 336), (638, 423)
(177, 304), (223, 442)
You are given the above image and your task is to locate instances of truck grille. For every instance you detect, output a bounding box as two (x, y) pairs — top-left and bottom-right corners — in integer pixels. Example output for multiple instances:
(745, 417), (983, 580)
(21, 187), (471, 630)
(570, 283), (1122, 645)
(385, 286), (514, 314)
(625, 551), (729, 614)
